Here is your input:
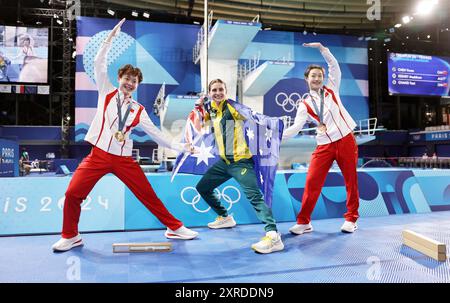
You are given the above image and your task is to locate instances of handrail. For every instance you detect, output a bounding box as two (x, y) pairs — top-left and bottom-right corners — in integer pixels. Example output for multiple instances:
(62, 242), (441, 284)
(237, 51), (261, 80)
(281, 116), (379, 136)
(193, 10), (214, 63)
(354, 118), (378, 136)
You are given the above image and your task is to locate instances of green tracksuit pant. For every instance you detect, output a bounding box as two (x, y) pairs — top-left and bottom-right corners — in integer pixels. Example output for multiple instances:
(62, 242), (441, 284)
(196, 158), (277, 232)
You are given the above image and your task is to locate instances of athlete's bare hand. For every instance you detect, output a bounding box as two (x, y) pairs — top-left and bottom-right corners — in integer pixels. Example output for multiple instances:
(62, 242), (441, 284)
(303, 42), (326, 51)
(106, 18), (126, 42)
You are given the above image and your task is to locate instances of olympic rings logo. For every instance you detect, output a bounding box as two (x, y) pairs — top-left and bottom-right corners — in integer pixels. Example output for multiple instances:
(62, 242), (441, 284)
(180, 186), (241, 213)
(275, 92), (301, 113)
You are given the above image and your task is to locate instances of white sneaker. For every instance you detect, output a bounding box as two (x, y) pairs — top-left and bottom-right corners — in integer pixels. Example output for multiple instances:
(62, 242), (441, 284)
(341, 221), (358, 233)
(289, 223), (314, 235)
(165, 225), (198, 240)
(251, 231), (284, 254)
(207, 215), (237, 229)
(52, 234), (83, 252)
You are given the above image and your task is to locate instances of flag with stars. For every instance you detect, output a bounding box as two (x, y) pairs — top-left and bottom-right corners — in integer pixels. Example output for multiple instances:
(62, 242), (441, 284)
(171, 102), (220, 178)
(229, 100), (284, 208)
(172, 99), (284, 208)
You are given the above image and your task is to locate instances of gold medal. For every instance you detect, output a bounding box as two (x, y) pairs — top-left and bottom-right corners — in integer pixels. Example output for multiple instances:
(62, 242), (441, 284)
(114, 130), (125, 142)
(115, 92), (132, 144)
(316, 123), (327, 134)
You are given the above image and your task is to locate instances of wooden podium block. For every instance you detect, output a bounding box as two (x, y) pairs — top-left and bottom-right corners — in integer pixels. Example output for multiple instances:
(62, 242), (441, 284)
(113, 242), (173, 253)
(402, 230), (447, 262)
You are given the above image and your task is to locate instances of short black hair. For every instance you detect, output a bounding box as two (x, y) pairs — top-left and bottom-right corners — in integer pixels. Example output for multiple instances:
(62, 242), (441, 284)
(304, 65), (325, 78)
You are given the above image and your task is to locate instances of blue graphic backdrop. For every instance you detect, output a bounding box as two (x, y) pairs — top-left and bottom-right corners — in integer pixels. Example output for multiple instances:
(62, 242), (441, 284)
(75, 17), (369, 142)
(75, 17), (201, 142)
(240, 32), (369, 122)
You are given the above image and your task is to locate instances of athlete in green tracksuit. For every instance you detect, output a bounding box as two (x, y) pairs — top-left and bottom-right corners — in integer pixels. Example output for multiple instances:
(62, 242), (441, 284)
(195, 79), (284, 254)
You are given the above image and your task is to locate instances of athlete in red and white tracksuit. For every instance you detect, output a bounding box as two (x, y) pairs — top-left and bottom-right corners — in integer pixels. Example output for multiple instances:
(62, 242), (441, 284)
(52, 19), (197, 252)
(282, 43), (359, 233)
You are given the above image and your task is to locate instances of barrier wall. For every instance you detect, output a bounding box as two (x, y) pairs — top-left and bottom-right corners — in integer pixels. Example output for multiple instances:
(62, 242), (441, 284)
(0, 138), (19, 177)
(1, 169), (449, 236)
(0, 175), (124, 235)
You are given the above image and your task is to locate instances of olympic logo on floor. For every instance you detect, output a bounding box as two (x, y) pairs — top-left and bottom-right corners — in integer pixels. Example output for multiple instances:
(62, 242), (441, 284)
(180, 186), (241, 213)
(275, 92), (301, 113)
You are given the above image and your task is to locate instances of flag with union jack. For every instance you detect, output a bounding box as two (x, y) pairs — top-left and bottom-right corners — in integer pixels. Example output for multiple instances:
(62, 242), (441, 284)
(171, 99), (284, 208)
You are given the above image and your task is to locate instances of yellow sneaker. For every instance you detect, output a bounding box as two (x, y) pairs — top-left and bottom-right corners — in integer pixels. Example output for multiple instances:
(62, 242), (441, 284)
(207, 215), (237, 229)
(251, 231), (284, 254)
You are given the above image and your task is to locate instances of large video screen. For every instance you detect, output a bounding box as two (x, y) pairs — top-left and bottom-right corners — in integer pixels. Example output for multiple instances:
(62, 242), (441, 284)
(388, 52), (450, 97)
(0, 25), (48, 84)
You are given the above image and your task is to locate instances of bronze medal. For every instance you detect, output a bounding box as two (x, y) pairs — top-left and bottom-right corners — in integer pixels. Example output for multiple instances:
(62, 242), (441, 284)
(317, 123), (327, 134)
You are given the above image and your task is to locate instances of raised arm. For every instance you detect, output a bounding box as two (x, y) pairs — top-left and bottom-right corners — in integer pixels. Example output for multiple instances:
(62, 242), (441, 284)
(282, 103), (308, 141)
(93, 18), (125, 95)
(303, 42), (341, 90)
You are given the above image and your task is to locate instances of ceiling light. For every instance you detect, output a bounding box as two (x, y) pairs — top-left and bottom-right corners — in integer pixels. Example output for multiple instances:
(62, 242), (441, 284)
(415, 0), (438, 16)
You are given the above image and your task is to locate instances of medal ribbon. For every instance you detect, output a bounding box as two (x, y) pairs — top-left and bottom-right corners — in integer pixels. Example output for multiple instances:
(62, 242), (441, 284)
(117, 93), (132, 133)
(310, 88), (325, 124)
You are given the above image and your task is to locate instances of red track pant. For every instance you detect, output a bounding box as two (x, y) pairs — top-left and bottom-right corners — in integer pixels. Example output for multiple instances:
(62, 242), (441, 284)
(297, 133), (360, 224)
(61, 146), (183, 238)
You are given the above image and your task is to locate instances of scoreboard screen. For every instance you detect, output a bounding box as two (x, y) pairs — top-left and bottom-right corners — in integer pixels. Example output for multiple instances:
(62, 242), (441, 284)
(387, 52), (450, 97)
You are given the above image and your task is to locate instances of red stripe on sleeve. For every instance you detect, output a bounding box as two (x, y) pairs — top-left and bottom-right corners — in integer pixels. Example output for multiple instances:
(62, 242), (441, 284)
(95, 89), (118, 146)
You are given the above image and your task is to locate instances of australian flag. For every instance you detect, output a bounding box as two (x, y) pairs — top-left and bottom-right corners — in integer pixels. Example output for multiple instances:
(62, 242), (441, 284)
(171, 99), (284, 208)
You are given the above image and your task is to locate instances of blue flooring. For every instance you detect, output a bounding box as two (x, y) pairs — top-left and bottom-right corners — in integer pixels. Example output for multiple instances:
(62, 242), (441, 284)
(1, 211), (450, 283)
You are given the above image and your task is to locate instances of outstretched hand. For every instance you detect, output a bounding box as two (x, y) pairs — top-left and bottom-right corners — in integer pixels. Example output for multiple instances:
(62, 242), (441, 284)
(106, 18), (126, 42)
(184, 143), (199, 154)
(303, 42), (325, 51)
(195, 93), (209, 106)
